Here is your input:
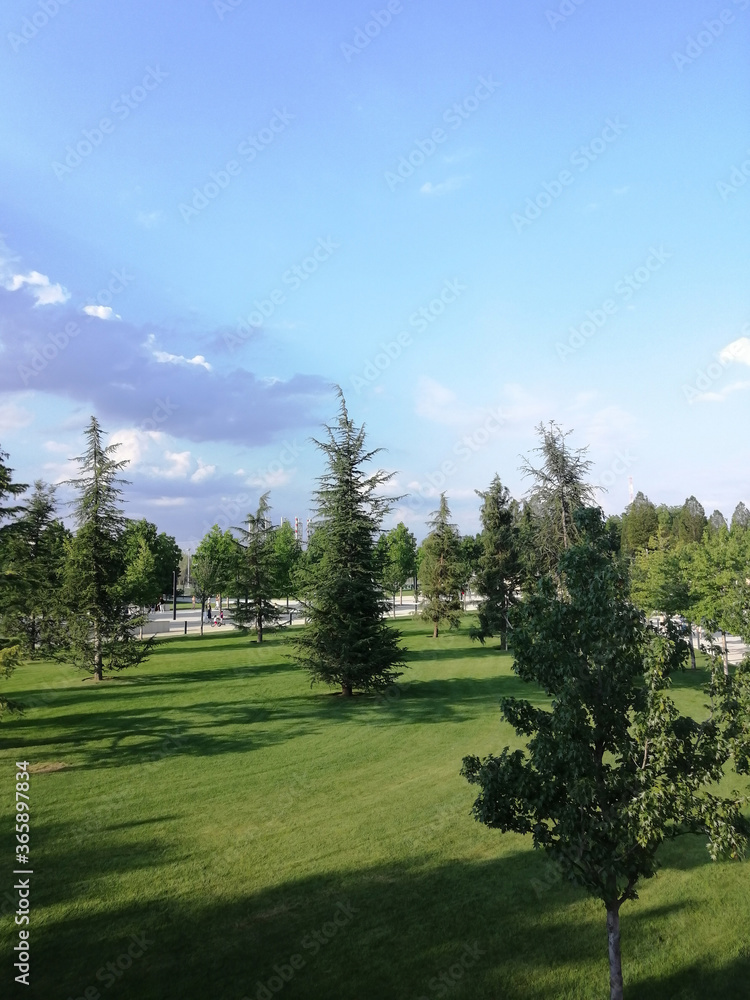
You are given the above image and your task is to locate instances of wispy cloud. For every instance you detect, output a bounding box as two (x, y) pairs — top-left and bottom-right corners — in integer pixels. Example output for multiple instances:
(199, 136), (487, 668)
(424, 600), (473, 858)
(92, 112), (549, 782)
(420, 176), (466, 196)
(147, 334), (212, 371)
(136, 210), (164, 229)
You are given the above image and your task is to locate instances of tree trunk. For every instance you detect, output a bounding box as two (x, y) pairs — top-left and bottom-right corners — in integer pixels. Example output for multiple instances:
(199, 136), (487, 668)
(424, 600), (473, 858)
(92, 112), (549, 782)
(433, 623), (439, 638)
(606, 905), (624, 1000)
(721, 631), (730, 677)
(257, 614), (263, 644)
(687, 627), (696, 670)
(200, 597), (205, 637)
(341, 681), (353, 697)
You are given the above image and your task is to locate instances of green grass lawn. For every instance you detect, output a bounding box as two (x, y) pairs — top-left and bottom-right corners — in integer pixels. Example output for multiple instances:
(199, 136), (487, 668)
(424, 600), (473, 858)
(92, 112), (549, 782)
(1, 618), (749, 999)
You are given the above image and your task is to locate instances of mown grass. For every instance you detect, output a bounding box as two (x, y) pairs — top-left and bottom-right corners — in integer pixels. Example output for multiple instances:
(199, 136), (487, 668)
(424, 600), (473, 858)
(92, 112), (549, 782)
(1, 617), (748, 999)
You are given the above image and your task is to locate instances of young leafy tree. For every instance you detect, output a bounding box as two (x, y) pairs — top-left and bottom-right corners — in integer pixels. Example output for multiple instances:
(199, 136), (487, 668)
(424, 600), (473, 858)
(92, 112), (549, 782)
(377, 523), (418, 616)
(232, 493), (282, 642)
(462, 509), (750, 1000)
(291, 391), (406, 695)
(520, 421), (596, 573)
(420, 494), (463, 638)
(690, 524), (750, 675)
(122, 537), (159, 613)
(630, 545), (698, 667)
(387, 522), (418, 606)
(273, 519), (301, 612)
(472, 475), (521, 649)
(63, 417), (150, 680)
(0, 482), (70, 655)
(192, 524), (235, 636)
(122, 519), (182, 603)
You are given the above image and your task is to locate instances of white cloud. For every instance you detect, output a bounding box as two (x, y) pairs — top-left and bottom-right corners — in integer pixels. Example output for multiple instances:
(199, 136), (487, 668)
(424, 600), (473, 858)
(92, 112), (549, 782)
(160, 450), (192, 479)
(108, 427), (164, 468)
(149, 497), (187, 507)
(146, 334), (212, 371)
(694, 380), (750, 403)
(5, 270), (70, 307)
(720, 336), (750, 366)
(191, 459), (216, 483)
(44, 440), (70, 454)
(245, 467), (294, 489)
(420, 176), (465, 196)
(415, 377), (460, 424)
(0, 402), (34, 432)
(83, 304), (120, 321)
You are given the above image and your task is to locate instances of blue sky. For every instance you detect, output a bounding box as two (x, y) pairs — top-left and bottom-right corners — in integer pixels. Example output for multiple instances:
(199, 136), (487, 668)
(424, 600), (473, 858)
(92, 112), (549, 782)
(1, 0), (748, 546)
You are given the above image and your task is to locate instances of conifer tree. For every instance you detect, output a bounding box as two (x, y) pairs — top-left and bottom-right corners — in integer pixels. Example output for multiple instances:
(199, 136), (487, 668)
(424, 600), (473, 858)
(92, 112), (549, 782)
(472, 475), (521, 648)
(291, 391), (406, 695)
(420, 494), (463, 638)
(233, 493), (282, 643)
(520, 421), (596, 572)
(1, 481), (69, 655)
(63, 417), (150, 680)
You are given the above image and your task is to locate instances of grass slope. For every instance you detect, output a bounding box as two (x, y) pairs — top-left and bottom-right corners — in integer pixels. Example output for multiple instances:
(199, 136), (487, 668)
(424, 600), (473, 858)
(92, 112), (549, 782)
(1, 618), (749, 999)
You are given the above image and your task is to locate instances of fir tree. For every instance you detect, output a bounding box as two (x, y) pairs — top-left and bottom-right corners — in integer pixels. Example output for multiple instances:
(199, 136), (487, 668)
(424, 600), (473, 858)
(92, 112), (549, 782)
(291, 391), (406, 695)
(420, 494), (463, 638)
(520, 421), (597, 572)
(233, 493), (282, 643)
(1, 481), (69, 655)
(63, 417), (150, 680)
(472, 475), (521, 649)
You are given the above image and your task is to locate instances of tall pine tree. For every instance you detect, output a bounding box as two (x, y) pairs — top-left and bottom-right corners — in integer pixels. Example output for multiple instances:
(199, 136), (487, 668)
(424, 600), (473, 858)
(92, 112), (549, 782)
(63, 417), (150, 680)
(291, 391), (406, 695)
(420, 494), (463, 638)
(233, 493), (282, 643)
(472, 475), (521, 649)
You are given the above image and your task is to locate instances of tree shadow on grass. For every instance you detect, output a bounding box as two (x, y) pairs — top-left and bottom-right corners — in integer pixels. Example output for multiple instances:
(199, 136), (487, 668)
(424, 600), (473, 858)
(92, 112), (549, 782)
(14, 822), (745, 1000)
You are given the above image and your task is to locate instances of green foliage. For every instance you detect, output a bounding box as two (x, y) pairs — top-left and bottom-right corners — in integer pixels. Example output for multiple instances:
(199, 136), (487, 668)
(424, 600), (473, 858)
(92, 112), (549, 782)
(232, 493), (282, 642)
(273, 519), (301, 607)
(192, 524), (236, 633)
(520, 421), (596, 572)
(676, 496), (707, 545)
(0, 640), (23, 717)
(471, 475), (521, 647)
(63, 417), (151, 679)
(291, 391), (407, 695)
(463, 508), (750, 996)
(121, 519), (181, 604)
(420, 494), (463, 638)
(621, 492), (659, 555)
(377, 522), (418, 614)
(0, 481), (70, 655)
(689, 525), (750, 671)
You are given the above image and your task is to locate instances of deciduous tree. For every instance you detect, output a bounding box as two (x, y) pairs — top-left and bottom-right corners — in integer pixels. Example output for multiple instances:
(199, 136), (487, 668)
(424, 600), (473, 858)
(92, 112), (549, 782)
(462, 509), (750, 1000)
